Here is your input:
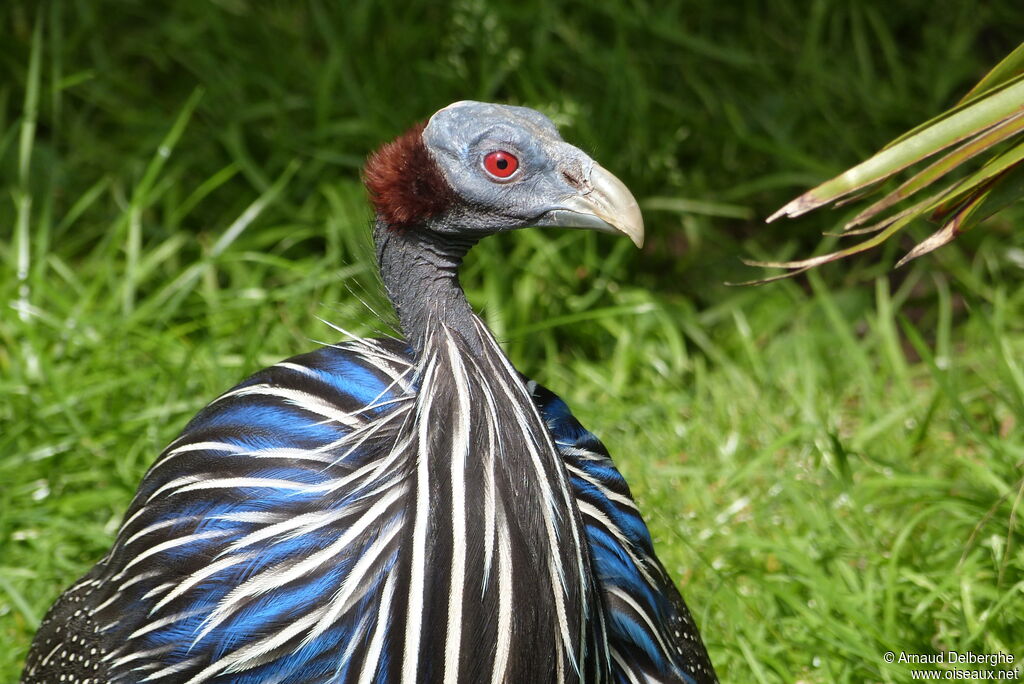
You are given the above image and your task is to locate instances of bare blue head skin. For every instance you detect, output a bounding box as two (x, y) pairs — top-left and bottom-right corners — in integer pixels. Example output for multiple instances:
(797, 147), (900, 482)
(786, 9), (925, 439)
(420, 101), (644, 246)
(370, 100), (644, 355)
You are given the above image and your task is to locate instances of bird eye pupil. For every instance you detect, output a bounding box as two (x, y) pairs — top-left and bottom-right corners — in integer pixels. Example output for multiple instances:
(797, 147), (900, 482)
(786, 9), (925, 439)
(484, 150), (519, 179)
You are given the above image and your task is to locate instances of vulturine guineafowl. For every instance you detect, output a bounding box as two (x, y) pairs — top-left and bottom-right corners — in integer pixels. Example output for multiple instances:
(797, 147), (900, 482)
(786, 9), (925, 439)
(23, 101), (717, 684)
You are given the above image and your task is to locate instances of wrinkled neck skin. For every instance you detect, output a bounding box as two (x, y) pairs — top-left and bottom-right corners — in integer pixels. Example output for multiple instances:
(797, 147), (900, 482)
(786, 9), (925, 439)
(374, 218), (484, 358)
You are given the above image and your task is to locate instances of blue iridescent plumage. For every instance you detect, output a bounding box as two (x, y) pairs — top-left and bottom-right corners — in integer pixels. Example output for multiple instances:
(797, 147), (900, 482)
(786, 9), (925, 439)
(25, 340), (713, 683)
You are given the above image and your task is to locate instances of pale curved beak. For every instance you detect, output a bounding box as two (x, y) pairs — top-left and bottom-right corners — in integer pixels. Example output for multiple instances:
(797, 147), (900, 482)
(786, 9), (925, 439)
(536, 163), (645, 248)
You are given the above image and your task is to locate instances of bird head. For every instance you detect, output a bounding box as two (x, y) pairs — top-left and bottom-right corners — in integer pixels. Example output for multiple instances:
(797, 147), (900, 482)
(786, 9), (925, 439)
(364, 101), (644, 248)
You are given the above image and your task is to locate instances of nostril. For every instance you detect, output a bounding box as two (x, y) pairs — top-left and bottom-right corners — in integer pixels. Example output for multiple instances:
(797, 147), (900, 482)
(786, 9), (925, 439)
(562, 170), (582, 189)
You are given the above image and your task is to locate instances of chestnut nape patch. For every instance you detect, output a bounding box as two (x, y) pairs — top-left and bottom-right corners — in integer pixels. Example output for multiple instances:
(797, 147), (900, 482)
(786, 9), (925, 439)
(364, 122), (455, 229)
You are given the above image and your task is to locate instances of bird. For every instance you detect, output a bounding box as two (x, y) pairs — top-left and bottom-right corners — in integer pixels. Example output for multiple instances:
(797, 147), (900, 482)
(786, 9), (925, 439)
(22, 101), (717, 684)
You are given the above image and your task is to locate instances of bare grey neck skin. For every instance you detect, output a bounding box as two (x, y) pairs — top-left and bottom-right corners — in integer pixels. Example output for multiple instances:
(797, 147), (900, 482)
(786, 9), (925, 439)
(373, 218), (485, 359)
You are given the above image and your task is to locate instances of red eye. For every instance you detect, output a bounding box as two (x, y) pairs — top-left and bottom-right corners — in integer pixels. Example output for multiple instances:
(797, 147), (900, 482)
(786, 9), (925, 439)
(483, 150), (519, 179)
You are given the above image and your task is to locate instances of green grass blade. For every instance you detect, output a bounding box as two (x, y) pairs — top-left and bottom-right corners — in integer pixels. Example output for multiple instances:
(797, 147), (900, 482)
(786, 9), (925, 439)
(120, 88), (204, 314)
(642, 197), (754, 220)
(210, 160), (300, 258)
(13, 11), (43, 326)
(0, 575), (38, 629)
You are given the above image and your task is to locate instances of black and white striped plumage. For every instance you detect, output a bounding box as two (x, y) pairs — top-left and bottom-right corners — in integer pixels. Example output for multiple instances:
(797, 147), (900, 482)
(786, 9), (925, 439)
(23, 101), (716, 683)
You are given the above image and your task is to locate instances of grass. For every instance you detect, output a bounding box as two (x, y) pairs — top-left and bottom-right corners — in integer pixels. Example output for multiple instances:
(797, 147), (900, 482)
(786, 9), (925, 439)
(2, 1), (1024, 681)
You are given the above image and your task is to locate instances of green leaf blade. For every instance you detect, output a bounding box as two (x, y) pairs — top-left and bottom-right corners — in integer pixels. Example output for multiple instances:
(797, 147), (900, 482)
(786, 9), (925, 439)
(768, 79), (1024, 222)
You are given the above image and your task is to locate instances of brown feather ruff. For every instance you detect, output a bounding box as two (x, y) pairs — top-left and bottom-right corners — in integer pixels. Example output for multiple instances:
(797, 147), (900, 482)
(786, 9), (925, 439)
(364, 122), (456, 229)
